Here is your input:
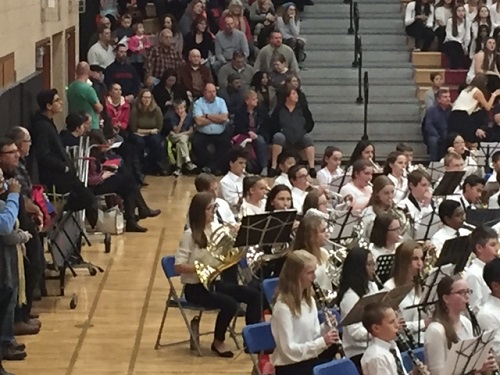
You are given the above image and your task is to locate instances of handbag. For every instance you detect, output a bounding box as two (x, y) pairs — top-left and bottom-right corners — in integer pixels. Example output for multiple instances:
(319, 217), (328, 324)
(96, 206), (124, 235)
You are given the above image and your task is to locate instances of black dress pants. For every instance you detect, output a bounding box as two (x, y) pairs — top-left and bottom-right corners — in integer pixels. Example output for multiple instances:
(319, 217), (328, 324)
(0, 287), (13, 363)
(184, 281), (260, 341)
(405, 20), (435, 51)
(274, 346), (337, 375)
(192, 130), (232, 173)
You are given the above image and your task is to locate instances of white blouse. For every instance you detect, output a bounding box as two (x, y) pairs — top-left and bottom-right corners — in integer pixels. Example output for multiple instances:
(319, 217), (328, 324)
(424, 316), (474, 375)
(387, 174), (408, 204)
(464, 4), (478, 23)
(489, 4), (500, 29)
(316, 167), (344, 186)
(271, 298), (327, 366)
(340, 182), (372, 213)
(405, 1), (435, 29)
(434, 6), (452, 29)
(452, 87), (480, 115)
(239, 199), (265, 218)
(315, 248), (333, 292)
(444, 18), (471, 49)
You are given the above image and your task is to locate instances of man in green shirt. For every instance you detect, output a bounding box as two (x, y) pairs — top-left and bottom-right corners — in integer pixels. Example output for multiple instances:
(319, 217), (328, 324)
(67, 62), (103, 130)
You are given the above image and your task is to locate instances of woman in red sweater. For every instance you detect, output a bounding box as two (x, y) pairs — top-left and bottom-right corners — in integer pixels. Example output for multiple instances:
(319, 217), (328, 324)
(105, 83), (131, 136)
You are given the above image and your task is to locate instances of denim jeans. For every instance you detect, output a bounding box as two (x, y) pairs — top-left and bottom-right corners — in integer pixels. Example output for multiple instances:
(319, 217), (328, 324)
(253, 135), (269, 171)
(0, 286), (16, 348)
(426, 135), (441, 162)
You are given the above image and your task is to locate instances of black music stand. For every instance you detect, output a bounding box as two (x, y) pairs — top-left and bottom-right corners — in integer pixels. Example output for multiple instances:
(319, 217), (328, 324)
(433, 171), (466, 196)
(376, 254), (395, 285)
(408, 264), (455, 344)
(414, 210), (441, 241)
(477, 142), (500, 173)
(428, 162), (446, 184)
(466, 209), (500, 228)
(443, 330), (496, 375)
(330, 208), (358, 242)
(330, 173), (351, 194)
(435, 236), (471, 274)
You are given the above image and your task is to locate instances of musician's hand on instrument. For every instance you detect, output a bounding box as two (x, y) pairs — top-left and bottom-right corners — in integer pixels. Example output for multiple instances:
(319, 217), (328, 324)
(344, 194), (354, 207)
(479, 354), (498, 373)
(411, 364), (428, 375)
(398, 317), (406, 329)
(424, 315), (432, 329)
(323, 330), (339, 346)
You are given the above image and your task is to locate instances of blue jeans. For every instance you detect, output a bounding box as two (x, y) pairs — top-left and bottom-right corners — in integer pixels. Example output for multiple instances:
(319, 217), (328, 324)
(130, 133), (167, 173)
(426, 135), (441, 162)
(253, 135), (269, 171)
(0, 286), (16, 348)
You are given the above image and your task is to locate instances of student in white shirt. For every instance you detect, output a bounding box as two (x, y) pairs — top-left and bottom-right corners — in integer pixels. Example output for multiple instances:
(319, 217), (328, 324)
(404, 0), (435, 51)
(477, 258), (500, 364)
(174, 193), (261, 358)
(490, 2), (500, 31)
(361, 303), (412, 375)
(442, 5), (470, 69)
(369, 213), (401, 261)
(289, 164), (312, 214)
(302, 189), (329, 217)
(465, 0), (480, 23)
(384, 241), (427, 344)
(398, 170), (434, 227)
(396, 142), (416, 174)
(273, 151), (296, 189)
(464, 226), (499, 312)
(451, 174), (485, 210)
(337, 247), (379, 372)
(424, 275), (497, 375)
(317, 146), (344, 186)
(340, 159), (373, 213)
(194, 173), (237, 226)
(265, 185), (293, 212)
(347, 139), (381, 175)
(220, 147), (247, 214)
(430, 199), (471, 255)
(469, 7), (493, 60)
(293, 215), (332, 292)
(383, 151), (408, 204)
(434, 0), (454, 49)
(239, 175), (268, 218)
(270, 250), (340, 375)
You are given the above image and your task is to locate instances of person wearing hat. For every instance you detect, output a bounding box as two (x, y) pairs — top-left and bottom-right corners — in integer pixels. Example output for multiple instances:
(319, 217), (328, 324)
(218, 73), (245, 115)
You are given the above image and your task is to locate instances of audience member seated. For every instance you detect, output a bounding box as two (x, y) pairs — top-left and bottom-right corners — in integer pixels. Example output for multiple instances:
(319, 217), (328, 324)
(152, 69), (190, 115)
(105, 83), (131, 135)
(104, 43), (141, 100)
(254, 30), (299, 73)
(145, 28), (185, 85)
(269, 85), (315, 177)
(250, 71), (275, 113)
(128, 22), (151, 82)
(317, 146), (343, 186)
(249, 0), (276, 48)
(183, 16), (215, 62)
(404, 0), (435, 52)
(114, 14), (134, 42)
(214, 16), (249, 72)
(31, 89), (98, 226)
(269, 53), (296, 90)
(220, 147), (247, 214)
(60, 113), (89, 148)
(163, 99), (197, 176)
(273, 151), (296, 189)
(192, 83), (231, 174)
(467, 37), (500, 92)
(233, 90), (270, 175)
(276, 2), (306, 63)
(218, 51), (255, 91)
(178, 49), (214, 99)
(67, 62), (104, 131)
(423, 72), (443, 112)
(424, 89), (451, 161)
(160, 14), (184, 55)
(88, 17), (111, 50)
(340, 159), (374, 213)
(129, 89), (169, 176)
(88, 24), (115, 69)
(218, 0), (253, 45)
(194, 173), (236, 225)
(434, 0), (453, 50)
(219, 73), (245, 115)
(87, 145), (160, 233)
(276, 75), (311, 111)
(442, 5), (470, 69)
(179, 0), (211, 37)
(469, 7), (491, 59)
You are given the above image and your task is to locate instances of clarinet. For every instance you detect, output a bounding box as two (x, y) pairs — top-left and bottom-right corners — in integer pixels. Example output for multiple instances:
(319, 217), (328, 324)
(312, 282), (346, 358)
(396, 332), (429, 375)
(466, 303), (482, 336)
(398, 307), (418, 351)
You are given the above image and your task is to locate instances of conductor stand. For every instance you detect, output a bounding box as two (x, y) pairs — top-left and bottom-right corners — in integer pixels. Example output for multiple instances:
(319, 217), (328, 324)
(236, 210), (297, 317)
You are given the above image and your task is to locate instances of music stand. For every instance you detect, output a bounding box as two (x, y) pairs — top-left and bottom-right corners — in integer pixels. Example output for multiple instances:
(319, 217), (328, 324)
(376, 254), (395, 285)
(433, 171), (466, 196)
(442, 330), (496, 375)
(435, 236), (471, 274)
(428, 162), (446, 184)
(330, 208), (358, 242)
(466, 209), (500, 228)
(330, 173), (351, 194)
(477, 142), (500, 172)
(414, 209), (441, 241)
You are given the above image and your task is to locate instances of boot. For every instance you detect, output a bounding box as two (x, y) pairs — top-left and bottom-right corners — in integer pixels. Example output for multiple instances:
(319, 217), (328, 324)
(136, 192), (161, 219)
(124, 195), (148, 233)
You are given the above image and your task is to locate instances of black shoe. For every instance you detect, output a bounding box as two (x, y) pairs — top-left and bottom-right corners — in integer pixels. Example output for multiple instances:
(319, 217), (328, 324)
(0, 365), (14, 375)
(140, 181), (149, 187)
(201, 167), (212, 174)
(268, 167), (278, 178)
(309, 167), (317, 179)
(139, 209), (161, 220)
(10, 340), (25, 352)
(125, 222), (148, 233)
(210, 343), (234, 358)
(2, 346), (26, 361)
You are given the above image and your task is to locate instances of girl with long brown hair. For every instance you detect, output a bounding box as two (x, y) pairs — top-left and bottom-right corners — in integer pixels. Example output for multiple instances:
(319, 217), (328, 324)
(360, 175), (395, 239)
(271, 250), (339, 375)
(383, 151), (408, 204)
(468, 37), (500, 92)
(442, 5), (469, 69)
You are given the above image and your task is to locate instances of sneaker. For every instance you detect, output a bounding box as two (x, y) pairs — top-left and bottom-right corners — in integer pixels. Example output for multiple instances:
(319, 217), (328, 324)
(261, 167), (268, 177)
(184, 162), (197, 172)
(173, 168), (181, 177)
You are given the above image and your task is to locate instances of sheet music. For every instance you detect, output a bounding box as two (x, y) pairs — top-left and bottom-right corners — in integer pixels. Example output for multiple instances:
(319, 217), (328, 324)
(414, 209), (442, 241)
(428, 162), (445, 184)
(420, 264), (454, 308)
(329, 209), (359, 241)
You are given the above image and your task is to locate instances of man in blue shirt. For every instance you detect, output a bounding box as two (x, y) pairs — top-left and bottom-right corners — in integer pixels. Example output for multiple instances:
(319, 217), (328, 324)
(424, 89), (451, 161)
(192, 83), (231, 175)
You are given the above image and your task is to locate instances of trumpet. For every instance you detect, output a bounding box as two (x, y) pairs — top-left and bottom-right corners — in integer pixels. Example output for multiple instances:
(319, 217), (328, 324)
(369, 158), (383, 174)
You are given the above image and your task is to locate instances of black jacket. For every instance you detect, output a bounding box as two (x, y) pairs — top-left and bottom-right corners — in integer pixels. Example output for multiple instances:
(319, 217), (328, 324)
(233, 104), (271, 143)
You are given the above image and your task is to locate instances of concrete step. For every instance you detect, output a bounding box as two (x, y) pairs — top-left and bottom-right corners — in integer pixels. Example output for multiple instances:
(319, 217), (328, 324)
(303, 50), (411, 67)
(302, 18), (404, 33)
(305, 34), (409, 49)
(311, 121), (423, 141)
(309, 103), (421, 122)
(303, 3), (402, 18)
(304, 85), (419, 104)
(300, 67), (413, 82)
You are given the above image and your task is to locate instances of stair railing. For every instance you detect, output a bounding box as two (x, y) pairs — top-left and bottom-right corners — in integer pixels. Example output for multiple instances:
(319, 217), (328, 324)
(347, 0), (354, 34)
(356, 35), (363, 104)
(362, 72), (369, 140)
(351, 2), (360, 67)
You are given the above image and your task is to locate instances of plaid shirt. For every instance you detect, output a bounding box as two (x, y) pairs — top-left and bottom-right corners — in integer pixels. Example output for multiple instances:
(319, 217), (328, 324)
(16, 160), (33, 199)
(146, 45), (184, 79)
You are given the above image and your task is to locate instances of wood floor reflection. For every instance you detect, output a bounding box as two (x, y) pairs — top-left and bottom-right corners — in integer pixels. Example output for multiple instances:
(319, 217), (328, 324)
(8, 176), (251, 375)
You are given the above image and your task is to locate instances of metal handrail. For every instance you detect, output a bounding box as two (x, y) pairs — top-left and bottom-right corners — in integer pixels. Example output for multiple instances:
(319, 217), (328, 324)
(356, 36), (363, 104)
(362, 72), (369, 140)
(347, 0), (354, 34)
(352, 2), (360, 67)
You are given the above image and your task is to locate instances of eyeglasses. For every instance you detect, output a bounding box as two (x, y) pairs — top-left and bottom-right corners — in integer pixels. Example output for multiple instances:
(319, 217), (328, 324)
(450, 289), (473, 296)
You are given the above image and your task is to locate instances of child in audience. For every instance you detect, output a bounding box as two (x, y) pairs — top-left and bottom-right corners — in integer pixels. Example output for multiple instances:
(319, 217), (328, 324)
(128, 22), (151, 82)
(434, 0), (454, 50)
(463, 226), (499, 312)
(361, 303), (410, 375)
(115, 14), (134, 43)
(442, 4), (470, 69)
(404, 0), (435, 51)
(317, 146), (343, 186)
(220, 147), (247, 214)
(273, 151), (296, 189)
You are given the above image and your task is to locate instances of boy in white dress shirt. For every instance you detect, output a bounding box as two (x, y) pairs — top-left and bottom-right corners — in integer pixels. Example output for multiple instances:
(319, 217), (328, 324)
(220, 147), (247, 214)
(451, 174), (485, 210)
(477, 258), (500, 364)
(361, 303), (413, 375)
(430, 199), (471, 255)
(486, 151), (500, 184)
(194, 173), (236, 225)
(464, 226), (499, 312)
(273, 151), (296, 189)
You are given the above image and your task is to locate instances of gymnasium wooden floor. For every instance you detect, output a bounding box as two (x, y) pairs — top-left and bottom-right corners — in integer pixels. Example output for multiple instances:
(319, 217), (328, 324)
(8, 176), (252, 375)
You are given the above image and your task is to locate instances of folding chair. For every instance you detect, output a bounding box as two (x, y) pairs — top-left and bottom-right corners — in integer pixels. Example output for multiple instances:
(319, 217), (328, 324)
(313, 358), (359, 375)
(242, 322), (276, 375)
(262, 277), (279, 306)
(402, 347), (425, 373)
(155, 256), (240, 356)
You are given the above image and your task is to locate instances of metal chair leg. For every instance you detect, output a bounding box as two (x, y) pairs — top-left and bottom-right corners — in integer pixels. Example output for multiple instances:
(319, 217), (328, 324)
(179, 306), (204, 356)
(154, 295), (171, 349)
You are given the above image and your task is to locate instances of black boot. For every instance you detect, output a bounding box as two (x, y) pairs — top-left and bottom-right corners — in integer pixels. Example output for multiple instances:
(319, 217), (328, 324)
(136, 192), (161, 219)
(124, 195), (148, 232)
